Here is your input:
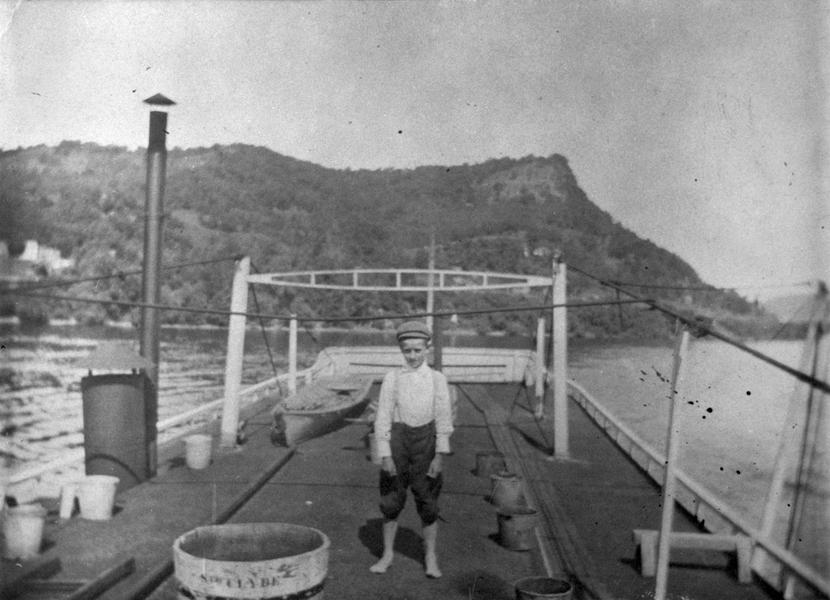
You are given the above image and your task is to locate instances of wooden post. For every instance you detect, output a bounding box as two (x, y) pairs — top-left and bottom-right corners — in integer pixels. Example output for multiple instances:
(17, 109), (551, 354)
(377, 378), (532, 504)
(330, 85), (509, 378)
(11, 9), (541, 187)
(220, 256), (250, 448)
(752, 282), (828, 584)
(753, 299), (822, 576)
(426, 232), (436, 332)
(654, 328), (691, 600)
(432, 314), (443, 371)
(784, 300), (830, 598)
(551, 257), (569, 457)
(288, 316), (298, 395)
(535, 317), (546, 419)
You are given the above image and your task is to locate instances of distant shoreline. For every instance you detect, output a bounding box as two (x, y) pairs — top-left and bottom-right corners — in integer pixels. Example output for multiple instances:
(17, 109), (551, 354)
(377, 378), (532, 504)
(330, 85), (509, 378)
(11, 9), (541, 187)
(0, 316), (484, 337)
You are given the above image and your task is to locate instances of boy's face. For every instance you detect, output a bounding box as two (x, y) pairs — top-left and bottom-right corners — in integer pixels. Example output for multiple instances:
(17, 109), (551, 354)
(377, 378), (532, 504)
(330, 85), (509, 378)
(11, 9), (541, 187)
(399, 338), (429, 369)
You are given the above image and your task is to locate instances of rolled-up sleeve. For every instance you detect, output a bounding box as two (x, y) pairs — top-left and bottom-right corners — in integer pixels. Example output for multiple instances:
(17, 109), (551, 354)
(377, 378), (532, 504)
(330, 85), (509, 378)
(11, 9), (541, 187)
(374, 371), (396, 458)
(433, 371), (454, 454)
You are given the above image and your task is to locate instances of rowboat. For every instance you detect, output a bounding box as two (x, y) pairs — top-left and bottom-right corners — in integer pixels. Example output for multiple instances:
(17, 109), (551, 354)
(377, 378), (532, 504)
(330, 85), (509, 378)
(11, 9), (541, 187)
(269, 374), (374, 446)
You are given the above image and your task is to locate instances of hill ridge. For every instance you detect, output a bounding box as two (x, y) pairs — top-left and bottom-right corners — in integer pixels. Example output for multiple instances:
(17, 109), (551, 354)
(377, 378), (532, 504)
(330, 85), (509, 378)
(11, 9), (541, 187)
(1, 141), (773, 337)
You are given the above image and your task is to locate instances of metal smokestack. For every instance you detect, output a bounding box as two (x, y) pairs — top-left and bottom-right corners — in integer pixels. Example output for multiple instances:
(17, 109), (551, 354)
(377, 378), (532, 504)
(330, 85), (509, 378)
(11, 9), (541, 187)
(140, 93), (174, 386)
(140, 93), (174, 477)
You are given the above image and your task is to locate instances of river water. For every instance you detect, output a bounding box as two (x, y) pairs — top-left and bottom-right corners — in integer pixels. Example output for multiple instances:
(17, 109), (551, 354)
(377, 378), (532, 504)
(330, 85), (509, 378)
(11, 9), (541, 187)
(0, 324), (808, 529)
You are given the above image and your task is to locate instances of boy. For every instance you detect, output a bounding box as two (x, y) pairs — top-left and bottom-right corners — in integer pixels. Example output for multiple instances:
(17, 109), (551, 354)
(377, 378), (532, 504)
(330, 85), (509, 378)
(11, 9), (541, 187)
(370, 320), (454, 578)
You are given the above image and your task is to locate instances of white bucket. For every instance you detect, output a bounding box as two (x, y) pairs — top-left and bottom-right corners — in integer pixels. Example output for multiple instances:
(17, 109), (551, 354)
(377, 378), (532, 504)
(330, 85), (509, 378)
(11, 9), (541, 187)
(185, 434), (213, 470)
(59, 482), (78, 519)
(3, 503), (47, 559)
(77, 475), (119, 520)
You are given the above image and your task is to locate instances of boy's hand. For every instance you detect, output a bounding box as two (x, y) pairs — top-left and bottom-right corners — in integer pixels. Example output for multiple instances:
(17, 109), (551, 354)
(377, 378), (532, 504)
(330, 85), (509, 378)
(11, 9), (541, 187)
(381, 456), (397, 475)
(427, 454), (443, 477)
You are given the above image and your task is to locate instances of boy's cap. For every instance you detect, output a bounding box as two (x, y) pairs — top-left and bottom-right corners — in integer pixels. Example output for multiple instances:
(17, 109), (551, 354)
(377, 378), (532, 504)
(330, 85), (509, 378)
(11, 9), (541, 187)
(396, 320), (431, 341)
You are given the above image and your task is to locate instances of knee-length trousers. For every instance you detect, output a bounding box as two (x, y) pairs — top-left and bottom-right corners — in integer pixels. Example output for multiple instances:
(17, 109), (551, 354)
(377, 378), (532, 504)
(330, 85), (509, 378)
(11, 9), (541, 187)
(378, 421), (443, 525)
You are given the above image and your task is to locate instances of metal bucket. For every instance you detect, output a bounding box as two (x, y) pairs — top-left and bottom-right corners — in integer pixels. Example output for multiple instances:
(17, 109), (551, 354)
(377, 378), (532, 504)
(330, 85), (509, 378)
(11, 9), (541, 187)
(173, 523), (330, 600)
(514, 576), (573, 599)
(497, 507), (537, 551)
(475, 451), (506, 477)
(490, 471), (525, 508)
(184, 434), (212, 469)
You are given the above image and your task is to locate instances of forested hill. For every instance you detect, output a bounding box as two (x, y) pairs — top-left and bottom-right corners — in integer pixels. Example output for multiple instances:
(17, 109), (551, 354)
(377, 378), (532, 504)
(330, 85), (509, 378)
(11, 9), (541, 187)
(0, 141), (772, 337)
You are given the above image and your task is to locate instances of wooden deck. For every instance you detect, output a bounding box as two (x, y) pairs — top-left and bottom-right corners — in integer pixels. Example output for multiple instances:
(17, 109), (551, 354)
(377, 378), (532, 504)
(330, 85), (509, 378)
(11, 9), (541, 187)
(468, 382), (781, 600)
(2, 381), (783, 600)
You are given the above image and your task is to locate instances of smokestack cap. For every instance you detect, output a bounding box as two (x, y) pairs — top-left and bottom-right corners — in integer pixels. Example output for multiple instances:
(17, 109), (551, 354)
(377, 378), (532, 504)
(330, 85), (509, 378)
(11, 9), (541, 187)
(143, 93), (176, 106)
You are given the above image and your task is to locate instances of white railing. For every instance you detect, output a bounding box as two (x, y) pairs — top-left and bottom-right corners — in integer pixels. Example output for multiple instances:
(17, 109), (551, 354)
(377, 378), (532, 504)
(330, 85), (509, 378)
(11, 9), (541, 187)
(317, 345), (533, 383)
(246, 267), (553, 292)
(7, 366), (317, 491)
(568, 379), (830, 598)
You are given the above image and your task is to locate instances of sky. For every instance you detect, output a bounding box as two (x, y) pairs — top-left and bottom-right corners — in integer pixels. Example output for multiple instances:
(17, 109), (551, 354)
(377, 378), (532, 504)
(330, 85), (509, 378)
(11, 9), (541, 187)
(1, 1), (827, 301)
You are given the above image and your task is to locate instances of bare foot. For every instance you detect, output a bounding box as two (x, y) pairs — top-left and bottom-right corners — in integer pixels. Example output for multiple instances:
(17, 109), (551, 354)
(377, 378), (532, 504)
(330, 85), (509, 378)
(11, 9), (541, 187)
(370, 555), (393, 574)
(425, 554), (442, 578)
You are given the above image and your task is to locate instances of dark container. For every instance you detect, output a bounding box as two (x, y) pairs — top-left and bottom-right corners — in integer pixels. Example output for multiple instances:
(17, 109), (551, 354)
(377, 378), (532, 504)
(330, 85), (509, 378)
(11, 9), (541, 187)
(81, 373), (157, 492)
(514, 576), (573, 599)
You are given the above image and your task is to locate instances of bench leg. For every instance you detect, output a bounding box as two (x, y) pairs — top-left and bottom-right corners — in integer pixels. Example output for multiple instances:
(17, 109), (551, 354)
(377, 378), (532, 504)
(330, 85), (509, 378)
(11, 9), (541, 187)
(638, 531), (658, 577)
(735, 536), (752, 584)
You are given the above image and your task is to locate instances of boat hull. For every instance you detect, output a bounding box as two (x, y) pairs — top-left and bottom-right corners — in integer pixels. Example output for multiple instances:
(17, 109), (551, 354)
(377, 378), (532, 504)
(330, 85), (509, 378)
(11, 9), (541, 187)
(271, 376), (373, 446)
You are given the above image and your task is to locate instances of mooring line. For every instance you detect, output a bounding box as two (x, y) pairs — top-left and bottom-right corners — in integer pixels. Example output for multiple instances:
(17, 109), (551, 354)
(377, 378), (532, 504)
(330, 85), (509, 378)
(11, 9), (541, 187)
(568, 263), (830, 395)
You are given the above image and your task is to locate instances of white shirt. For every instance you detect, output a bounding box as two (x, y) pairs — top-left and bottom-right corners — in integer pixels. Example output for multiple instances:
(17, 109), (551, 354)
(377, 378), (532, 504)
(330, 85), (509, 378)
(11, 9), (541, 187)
(374, 361), (454, 458)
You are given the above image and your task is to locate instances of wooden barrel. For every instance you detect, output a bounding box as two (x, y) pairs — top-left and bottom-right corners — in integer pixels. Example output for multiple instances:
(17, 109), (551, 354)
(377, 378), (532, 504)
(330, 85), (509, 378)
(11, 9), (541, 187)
(173, 523), (330, 599)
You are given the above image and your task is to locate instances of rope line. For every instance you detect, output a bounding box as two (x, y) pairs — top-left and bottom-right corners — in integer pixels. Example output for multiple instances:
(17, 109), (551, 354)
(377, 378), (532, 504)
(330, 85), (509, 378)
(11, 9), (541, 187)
(768, 296), (816, 342)
(568, 263), (830, 395)
(1, 255), (243, 292)
(605, 280), (811, 292)
(1, 288), (647, 323)
(249, 277), (280, 381)
(6, 265), (830, 394)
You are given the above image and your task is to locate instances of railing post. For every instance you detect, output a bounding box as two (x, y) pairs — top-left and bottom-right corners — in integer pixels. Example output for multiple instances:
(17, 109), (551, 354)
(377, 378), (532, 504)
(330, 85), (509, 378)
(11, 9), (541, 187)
(288, 316), (298, 395)
(220, 256), (250, 448)
(535, 317), (546, 419)
(551, 256), (569, 457)
(426, 232), (436, 331)
(432, 313), (444, 371)
(654, 328), (691, 600)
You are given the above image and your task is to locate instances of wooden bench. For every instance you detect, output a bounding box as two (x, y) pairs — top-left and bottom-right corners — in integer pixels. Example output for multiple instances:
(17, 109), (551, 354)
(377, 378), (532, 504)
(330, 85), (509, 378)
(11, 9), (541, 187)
(632, 529), (752, 584)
